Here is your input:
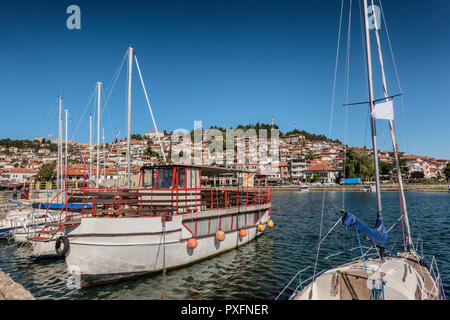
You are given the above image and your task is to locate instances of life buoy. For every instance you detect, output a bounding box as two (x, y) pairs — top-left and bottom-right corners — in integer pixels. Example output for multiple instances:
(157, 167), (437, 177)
(55, 236), (69, 257)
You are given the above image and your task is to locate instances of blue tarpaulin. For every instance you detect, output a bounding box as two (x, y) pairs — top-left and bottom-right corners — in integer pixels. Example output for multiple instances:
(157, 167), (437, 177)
(342, 211), (388, 248)
(343, 178), (361, 184)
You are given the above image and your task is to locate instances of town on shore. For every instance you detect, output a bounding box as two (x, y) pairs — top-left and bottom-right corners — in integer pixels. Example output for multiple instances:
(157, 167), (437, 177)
(1, 123), (449, 193)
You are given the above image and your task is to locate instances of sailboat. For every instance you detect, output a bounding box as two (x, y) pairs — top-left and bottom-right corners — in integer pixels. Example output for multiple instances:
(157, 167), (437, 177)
(280, 0), (445, 300)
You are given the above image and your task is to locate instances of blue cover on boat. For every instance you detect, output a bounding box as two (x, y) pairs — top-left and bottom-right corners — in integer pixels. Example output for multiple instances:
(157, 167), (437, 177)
(32, 203), (92, 209)
(342, 211), (388, 248)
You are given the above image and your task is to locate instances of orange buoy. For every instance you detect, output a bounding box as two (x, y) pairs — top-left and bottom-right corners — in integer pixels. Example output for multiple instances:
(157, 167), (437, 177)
(257, 224), (265, 232)
(239, 229), (247, 237)
(187, 238), (197, 249)
(216, 229), (225, 241)
(267, 219), (274, 228)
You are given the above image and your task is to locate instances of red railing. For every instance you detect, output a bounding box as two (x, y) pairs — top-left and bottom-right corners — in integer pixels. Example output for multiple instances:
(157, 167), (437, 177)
(74, 185), (271, 218)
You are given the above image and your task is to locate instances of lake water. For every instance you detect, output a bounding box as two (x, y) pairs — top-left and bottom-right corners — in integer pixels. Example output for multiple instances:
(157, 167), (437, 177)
(1, 191), (449, 299)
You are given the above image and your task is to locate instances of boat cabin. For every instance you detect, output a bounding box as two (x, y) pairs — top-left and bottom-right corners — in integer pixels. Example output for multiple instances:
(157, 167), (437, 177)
(67, 165), (272, 218)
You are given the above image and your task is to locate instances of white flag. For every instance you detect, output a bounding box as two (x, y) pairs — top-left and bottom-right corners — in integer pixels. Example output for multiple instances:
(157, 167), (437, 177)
(371, 100), (394, 120)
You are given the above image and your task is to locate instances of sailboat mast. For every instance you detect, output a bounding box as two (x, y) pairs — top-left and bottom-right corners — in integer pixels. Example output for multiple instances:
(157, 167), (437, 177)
(103, 127), (106, 186)
(370, 0), (413, 249)
(57, 96), (62, 200)
(126, 45), (133, 188)
(89, 114), (92, 181)
(96, 81), (102, 185)
(363, 0), (382, 213)
(65, 108), (68, 192)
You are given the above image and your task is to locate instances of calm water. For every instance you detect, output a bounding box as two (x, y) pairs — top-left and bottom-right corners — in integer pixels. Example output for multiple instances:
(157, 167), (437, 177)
(0, 191), (449, 299)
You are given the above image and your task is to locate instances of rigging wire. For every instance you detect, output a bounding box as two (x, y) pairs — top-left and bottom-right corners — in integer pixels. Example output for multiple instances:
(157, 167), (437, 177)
(70, 86), (96, 141)
(311, 0), (345, 288)
(378, 0), (410, 155)
(37, 97), (59, 138)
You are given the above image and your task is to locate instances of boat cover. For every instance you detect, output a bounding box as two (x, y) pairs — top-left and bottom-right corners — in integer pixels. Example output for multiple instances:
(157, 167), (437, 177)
(342, 211), (388, 248)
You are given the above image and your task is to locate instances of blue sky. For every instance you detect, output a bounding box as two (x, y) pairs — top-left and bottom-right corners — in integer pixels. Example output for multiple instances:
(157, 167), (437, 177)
(0, 0), (449, 159)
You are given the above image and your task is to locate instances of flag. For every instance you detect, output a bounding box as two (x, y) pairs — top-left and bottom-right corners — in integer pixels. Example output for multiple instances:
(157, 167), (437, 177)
(371, 100), (394, 120)
(47, 134), (53, 137)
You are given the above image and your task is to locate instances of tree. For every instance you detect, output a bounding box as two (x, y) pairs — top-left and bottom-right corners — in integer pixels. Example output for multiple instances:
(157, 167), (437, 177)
(410, 171), (425, 180)
(38, 161), (56, 180)
(345, 148), (374, 181)
(313, 174), (319, 183)
(131, 134), (143, 140)
(444, 163), (450, 182)
(144, 141), (158, 157)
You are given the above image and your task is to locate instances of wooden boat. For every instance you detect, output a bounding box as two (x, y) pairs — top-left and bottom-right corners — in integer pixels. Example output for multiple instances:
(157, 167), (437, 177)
(30, 165), (272, 286)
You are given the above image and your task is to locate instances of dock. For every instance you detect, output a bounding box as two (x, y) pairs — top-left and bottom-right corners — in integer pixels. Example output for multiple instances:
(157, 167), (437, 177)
(0, 268), (35, 300)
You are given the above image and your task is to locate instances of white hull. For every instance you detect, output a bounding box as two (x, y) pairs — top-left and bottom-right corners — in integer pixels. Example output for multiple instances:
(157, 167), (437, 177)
(65, 208), (271, 286)
(29, 238), (58, 258)
(292, 252), (439, 300)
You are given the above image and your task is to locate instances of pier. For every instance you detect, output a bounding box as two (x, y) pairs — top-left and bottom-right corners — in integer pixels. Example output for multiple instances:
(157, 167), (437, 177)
(0, 269), (35, 300)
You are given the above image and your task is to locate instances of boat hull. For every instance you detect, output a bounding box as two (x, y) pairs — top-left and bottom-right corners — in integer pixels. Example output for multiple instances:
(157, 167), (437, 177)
(65, 208), (271, 287)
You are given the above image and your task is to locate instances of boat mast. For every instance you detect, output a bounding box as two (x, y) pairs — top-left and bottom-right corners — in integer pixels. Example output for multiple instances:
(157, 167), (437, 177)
(103, 127), (106, 186)
(126, 45), (133, 188)
(370, 0), (413, 250)
(363, 0), (382, 213)
(117, 129), (120, 188)
(57, 96), (62, 201)
(96, 81), (102, 185)
(65, 108), (68, 192)
(89, 114), (92, 181)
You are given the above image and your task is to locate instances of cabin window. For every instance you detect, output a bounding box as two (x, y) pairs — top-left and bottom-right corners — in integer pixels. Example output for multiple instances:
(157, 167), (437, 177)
(196, 169), (200, 188)
(155, 168), (174, 189)
(178, 168), (186, 188)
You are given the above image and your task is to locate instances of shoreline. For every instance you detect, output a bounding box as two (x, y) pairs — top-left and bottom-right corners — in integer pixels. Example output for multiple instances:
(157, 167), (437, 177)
(272, 184), (450, 193)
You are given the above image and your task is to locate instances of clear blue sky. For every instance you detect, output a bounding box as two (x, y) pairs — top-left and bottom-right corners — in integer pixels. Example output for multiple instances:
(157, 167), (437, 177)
(0, 0), (449, 159)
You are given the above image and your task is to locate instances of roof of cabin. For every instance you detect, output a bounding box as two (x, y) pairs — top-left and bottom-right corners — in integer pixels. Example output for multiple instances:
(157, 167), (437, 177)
(140, 164), (266, 176)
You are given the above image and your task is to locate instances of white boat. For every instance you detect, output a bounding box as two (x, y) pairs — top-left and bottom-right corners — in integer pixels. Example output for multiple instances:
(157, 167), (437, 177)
(278, 0), (444, 300)
(31, 165), (272, 286)
(298, 185), (310, 192)
(26, 45), (274, 285)
(363, 185), (375, 192)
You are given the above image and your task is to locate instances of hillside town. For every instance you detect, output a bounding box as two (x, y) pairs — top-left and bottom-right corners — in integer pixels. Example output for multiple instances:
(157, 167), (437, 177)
(0, 127), (449, 190)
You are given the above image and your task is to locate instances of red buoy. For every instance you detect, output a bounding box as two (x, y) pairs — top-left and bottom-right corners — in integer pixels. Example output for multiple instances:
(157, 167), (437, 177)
(188, 238), (197, 249)
(239, 229), (247, 237)
(216, 229), (225, 242)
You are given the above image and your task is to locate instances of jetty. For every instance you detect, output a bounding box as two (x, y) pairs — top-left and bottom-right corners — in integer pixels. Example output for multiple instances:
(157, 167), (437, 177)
(0, 268), (35, 300)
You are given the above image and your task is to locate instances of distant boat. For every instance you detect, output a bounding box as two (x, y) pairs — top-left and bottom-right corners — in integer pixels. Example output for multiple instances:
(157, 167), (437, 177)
(363, 186), (375, 192)
(299, 185), (310, 192)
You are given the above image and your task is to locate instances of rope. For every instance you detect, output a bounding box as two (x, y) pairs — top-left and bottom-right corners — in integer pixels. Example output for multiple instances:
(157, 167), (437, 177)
(356, 230), (374, 300)
(134, 53), (167, 162)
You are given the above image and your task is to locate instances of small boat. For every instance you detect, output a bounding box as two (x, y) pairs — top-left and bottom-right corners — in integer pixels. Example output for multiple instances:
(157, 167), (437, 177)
(299, 185), (310, 192)
(363, 186), (375, 192)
